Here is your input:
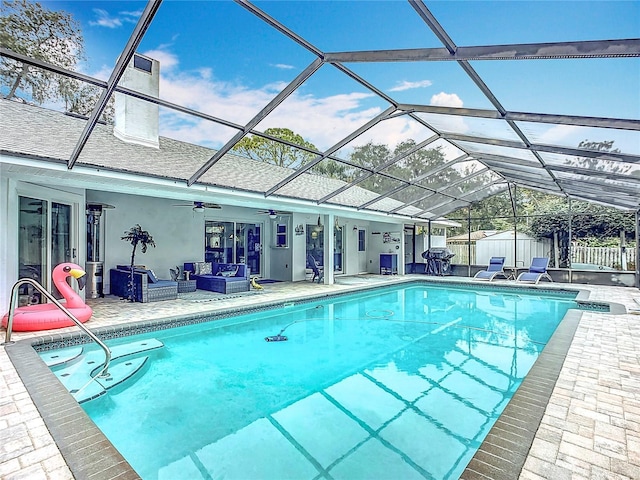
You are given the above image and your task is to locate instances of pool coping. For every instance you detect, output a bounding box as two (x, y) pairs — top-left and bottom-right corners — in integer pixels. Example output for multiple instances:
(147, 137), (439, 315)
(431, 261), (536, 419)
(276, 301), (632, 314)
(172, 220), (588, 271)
(4, 279), (621, 479)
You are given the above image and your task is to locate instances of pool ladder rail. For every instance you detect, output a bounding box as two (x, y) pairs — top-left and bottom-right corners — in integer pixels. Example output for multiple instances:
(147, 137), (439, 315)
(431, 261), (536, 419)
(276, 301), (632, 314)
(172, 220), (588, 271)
(2, 278), (112, 381)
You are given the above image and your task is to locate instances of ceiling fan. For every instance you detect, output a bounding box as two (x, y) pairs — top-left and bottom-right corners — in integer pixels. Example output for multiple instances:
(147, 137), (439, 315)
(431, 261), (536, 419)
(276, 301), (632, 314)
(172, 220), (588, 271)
(173, 201), (222, 213)
(257, 209), (289, 219)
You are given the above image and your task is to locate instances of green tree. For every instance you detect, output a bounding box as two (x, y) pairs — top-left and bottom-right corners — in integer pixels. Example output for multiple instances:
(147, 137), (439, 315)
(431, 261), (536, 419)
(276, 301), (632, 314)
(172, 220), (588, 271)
(0, 0), (84, 104)
(311, 158), (350, 180)
(387, 139), (446, 180)
(351, 139), (458, 203)
(349, 142), (393, 193)
(232, 127), (319, 169)
(60, 78), (115, 123)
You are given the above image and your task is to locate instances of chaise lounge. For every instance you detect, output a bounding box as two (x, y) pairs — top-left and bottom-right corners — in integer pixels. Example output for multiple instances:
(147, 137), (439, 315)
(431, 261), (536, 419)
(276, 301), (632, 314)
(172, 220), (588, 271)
(474, 257), (508, 281)
(516, 257), (553, 284)
(184, 262), (250, 294)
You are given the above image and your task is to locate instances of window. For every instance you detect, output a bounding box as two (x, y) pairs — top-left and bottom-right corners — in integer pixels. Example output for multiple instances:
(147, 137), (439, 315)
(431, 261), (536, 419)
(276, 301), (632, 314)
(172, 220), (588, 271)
(358, 229), (366, 252)
(133, 54), (152, 73)
(275, 222), (288, 248)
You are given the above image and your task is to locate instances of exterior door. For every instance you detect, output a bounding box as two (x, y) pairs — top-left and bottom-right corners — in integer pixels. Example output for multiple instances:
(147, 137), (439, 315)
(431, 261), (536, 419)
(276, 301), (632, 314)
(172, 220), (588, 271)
(18, 195), (77, 303)
(404, 226), (415, 271)
(334, 225), (343, 274)
(237, 223), (261, 277)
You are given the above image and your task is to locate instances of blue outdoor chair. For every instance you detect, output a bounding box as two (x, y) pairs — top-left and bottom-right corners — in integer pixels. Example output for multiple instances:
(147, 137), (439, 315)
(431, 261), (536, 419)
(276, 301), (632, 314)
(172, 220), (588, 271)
(474, 257), (507, 281)
(307, 254), (324, 283)
(517, 257), (553, 284)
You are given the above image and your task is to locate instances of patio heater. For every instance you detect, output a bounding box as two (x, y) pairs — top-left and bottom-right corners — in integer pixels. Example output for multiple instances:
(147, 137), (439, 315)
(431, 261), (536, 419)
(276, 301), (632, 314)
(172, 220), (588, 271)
(86, 203), (114, 298)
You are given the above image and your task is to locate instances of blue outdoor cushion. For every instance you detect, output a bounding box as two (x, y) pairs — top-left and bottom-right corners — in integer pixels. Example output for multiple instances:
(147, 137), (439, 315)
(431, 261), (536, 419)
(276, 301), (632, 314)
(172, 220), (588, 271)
(146, 269), (158, 283)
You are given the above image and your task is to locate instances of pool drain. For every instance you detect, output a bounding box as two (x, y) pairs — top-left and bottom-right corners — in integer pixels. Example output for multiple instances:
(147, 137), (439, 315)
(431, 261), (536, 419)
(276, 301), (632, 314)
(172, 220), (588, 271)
(366, 309), (394, 318)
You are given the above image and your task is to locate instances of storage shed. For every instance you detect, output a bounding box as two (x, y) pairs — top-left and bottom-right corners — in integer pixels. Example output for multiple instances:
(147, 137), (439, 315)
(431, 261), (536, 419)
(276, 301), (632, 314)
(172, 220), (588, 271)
(476, 231), (551, 267)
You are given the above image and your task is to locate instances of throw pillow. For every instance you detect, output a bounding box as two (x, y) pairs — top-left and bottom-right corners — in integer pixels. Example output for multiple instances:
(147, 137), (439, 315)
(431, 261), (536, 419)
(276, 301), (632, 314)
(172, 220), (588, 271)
(199, 262), (212, 275)
(219, 265), (239, 277)
(147, 269), (158, 283)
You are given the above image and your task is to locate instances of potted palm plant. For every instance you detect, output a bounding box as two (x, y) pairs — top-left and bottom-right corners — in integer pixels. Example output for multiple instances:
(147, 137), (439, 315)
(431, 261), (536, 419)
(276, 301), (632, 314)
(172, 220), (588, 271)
(121, 224), (156, 302)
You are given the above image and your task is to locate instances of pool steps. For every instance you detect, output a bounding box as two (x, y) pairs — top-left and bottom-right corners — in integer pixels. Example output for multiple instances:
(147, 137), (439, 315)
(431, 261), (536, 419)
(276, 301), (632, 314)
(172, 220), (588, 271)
(40, 339), (164, 403)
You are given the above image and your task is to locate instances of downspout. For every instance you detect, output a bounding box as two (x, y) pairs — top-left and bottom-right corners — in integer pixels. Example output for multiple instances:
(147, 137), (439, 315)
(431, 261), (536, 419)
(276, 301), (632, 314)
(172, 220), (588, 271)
(568, 199), (573, 284)
(467, 207), (472, 277)
(412, 224), (416, 267)
(636, 209), (640, 289)
(510, 184), (517, 270)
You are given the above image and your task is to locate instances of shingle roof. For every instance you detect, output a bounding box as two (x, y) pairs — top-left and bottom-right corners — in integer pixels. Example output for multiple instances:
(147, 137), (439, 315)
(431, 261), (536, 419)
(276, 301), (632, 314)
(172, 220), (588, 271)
(0, 99), (420, 217)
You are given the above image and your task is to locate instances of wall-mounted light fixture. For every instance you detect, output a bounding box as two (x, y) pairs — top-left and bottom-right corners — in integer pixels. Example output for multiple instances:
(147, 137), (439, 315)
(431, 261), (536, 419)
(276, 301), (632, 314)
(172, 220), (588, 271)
(353, 225), (358, 231)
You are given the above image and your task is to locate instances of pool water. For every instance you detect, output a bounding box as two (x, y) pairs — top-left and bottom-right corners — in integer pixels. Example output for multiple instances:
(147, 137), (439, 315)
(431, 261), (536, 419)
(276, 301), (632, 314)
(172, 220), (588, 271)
(55, 284), (575, 479)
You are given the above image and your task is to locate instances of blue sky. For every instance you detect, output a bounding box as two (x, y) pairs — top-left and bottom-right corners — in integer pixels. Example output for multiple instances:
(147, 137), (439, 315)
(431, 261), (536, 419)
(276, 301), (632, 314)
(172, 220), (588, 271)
(38, 1), (640, 154)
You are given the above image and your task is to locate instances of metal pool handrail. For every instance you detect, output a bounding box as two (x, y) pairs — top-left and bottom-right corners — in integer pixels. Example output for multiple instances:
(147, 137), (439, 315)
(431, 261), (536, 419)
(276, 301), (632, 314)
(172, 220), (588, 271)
(2, 278), (111, 377)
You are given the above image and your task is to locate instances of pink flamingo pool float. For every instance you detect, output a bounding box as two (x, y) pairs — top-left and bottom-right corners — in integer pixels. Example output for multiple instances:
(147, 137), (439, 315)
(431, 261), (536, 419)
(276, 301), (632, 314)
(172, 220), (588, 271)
(1, 262), (93, 332)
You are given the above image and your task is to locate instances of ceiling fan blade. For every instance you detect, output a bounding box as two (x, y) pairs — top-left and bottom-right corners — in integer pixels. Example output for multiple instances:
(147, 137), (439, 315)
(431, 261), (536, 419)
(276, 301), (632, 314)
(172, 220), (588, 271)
(172, 202), (222, 209)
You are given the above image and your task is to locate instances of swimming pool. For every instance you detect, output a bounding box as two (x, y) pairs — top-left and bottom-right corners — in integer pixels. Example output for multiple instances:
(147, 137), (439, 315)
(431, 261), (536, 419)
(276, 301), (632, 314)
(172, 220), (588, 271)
(42, 283), (579, 479)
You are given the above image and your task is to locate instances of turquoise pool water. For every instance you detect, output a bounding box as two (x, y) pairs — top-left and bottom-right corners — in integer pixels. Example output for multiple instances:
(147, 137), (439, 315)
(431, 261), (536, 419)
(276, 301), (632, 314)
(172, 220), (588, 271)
(50, 284), (576, 479)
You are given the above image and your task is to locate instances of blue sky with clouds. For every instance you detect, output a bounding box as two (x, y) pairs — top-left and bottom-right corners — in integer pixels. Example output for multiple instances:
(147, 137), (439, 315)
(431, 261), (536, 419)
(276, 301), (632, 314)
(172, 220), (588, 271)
(41, 1), (640, 154)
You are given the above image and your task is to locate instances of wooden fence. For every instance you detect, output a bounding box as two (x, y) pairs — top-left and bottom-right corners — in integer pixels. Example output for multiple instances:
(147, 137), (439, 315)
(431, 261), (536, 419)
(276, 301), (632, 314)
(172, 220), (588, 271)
(447, 245), (475, 266)
(447, 244), (636, 270)
(571, 246), (636, 270)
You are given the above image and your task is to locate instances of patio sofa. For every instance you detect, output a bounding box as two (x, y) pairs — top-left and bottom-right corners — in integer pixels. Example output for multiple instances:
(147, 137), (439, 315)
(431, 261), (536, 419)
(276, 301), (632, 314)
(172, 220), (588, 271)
(110, 266), (178, 302)
(184, 262), (250, 294)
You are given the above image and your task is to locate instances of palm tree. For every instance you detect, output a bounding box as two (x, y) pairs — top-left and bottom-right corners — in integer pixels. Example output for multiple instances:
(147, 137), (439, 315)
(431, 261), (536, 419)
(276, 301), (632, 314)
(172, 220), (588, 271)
(121, 224), (155, 301)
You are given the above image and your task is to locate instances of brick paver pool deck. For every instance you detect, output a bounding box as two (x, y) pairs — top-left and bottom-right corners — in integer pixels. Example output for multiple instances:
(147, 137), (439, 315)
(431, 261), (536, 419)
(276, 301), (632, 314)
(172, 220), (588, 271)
(1, 275), (639, 479)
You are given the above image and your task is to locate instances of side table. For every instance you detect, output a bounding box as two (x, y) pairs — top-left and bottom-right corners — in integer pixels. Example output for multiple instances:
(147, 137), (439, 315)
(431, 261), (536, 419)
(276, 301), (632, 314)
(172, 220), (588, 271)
(177, 279), (197, 293)
(380, 253), (398, 275)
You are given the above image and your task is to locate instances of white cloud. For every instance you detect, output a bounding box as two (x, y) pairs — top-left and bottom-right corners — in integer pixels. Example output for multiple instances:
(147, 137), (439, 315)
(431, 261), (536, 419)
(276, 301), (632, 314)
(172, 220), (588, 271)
(89, 9), (122, 28)
(89, 8), (139, 28)
(90, 65), (113, 82)
(125, 49), (470, 156)
(120, 10), (143, 19)
(147, 51), (384, 151)
(272, 63), (296, 70)
(428, 92), (468, 135)
(536, 124), (580, 144)
(142, 49), (179, 71)
(430, 92), (464, 108)
(389, 79), (433, 92)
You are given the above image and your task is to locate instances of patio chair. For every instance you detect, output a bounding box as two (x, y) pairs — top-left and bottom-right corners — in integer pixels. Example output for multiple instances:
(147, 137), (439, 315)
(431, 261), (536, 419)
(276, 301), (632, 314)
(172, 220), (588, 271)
(516, 257), (553, 284)
(474, 257), (507, 281)
(307, 254), (324, 283)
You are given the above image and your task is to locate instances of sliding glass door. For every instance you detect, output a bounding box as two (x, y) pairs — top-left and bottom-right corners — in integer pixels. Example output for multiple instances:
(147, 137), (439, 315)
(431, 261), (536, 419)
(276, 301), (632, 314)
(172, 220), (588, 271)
(18, 196), (76, 302)
(205, 221), (262, 276)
